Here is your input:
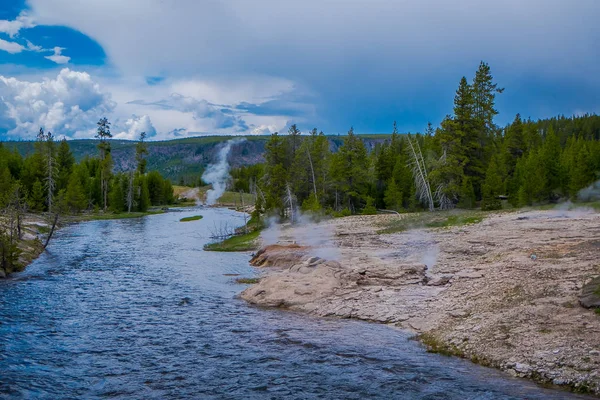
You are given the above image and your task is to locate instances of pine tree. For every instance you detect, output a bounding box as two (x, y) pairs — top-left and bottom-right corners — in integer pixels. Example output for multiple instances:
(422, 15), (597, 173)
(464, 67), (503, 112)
(137, 175), (150, 212)
(383, 177), (402, 211)
(481, 154), (503, 210)
(36, 128), (57, 212)
(263, 132), (289, 214)
(472, 61), (504, 135)
(516, 150), (546, 206)
(65, 171), (87, 213)
(29, 180), (45, 212)
(96, 117), (113, 211)
(56, 138), (74, 192)
(539, 127), (564, 200)
(109, 174), (126, 212)
(136, 131), (148, 175)
(330, 127), (370, 213)
(287, 124), (302, 162)
(430, 117), (464, 207)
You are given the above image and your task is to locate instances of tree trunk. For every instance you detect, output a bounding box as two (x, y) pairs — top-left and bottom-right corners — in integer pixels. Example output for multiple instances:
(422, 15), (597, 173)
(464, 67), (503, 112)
(306, 146), (318, 200)
(44, 212), (59, 249)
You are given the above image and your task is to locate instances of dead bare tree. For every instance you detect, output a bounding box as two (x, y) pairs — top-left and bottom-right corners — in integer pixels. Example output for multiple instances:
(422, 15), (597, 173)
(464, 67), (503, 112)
(239, 191), (248, 233)
(407, 134), (434, 212)
(306, 145), (318, 200)
(285, 183), (296, 224)
(126, 170), (135, 213)
(44, 191), (66, 250)
(37, 128), (57, 213)
(209, 221), (235, 239)
(433, 150), (455, 210)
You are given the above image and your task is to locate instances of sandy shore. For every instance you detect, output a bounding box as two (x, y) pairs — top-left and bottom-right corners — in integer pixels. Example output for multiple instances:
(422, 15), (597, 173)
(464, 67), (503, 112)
(241, 210), (600, 395)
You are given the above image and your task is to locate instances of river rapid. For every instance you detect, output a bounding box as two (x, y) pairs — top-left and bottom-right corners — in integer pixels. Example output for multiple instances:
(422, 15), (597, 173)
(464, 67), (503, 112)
(0, 208), (590, 399)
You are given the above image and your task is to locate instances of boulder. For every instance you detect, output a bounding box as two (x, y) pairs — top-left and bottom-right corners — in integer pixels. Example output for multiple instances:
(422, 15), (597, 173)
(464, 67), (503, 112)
(580, 276), (600, 309)
(0, 269), (5, 279)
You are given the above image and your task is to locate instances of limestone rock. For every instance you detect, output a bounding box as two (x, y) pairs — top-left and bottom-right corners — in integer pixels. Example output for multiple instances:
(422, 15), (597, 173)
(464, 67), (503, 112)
(579, 276), (600, 308)
(427, 275), (452, 286)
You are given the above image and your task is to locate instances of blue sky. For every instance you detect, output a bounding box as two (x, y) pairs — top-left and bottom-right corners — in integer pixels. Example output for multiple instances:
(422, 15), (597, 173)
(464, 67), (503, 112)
(0, 0), (599, 140)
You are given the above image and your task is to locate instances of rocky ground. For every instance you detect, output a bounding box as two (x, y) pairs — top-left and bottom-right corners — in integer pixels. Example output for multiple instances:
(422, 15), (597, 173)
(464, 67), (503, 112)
(0, 214), (47, 278)
(241, 209), (600, 395)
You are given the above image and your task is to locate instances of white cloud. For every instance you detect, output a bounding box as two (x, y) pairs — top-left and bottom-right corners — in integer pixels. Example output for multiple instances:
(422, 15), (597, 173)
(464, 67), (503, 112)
(26, 40), (44, 52)
(250, 124), (279, 135)
(0, 11), (35, 38)
(0, 68), (115, 139)
(113, 114), (156, 139)
(44, 47), (70, 64)
(0, 38), (25, 54)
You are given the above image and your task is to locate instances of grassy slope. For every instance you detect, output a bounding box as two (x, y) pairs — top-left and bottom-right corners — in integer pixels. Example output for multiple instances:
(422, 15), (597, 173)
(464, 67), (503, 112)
(204, 230), (260, 252)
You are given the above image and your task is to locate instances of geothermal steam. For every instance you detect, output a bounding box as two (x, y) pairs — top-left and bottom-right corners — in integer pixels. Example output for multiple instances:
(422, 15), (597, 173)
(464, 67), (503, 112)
(202, 139), (245, 205)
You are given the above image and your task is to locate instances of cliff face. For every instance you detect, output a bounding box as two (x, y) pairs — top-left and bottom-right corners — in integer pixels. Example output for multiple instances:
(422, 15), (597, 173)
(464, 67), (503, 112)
(242, 211), (600, 395)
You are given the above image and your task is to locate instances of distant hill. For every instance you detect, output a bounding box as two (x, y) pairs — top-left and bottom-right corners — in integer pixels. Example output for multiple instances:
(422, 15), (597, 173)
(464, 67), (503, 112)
(3, 134), (394, 184)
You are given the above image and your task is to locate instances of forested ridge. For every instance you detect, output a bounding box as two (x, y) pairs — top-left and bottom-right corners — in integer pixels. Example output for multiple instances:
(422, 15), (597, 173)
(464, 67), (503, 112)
(232, 62), (600, 217)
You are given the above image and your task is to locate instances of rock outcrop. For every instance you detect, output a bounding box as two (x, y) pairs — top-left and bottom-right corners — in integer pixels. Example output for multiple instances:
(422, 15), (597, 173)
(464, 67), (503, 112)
(580, 276), (600, 309)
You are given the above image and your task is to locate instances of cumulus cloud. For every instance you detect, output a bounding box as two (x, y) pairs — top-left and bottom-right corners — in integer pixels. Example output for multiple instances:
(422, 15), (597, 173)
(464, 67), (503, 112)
(128, 93), (249, 131)
(0, 38), (25, 54)
(0, 11), (35, 38)
(250, 124), (278, 135)
(0, 68), (115, 139)
(113, 114), (156, 139)
(44, 47), (70, 64)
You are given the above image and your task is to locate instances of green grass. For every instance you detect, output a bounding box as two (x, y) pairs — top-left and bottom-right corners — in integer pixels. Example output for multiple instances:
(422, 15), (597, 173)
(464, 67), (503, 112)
(425, 214), (484, 228)
(235, 277), (260, 284)
(180, 215), (203, 222)
(77, 210), (164, 221)
(204, 230), (261, 252)
(378, 210), (485, 234)
(417, 333), (466, 358)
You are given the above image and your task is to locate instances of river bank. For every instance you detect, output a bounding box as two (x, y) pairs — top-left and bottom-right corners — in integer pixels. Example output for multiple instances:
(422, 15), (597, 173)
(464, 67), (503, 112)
(241, 209), (600, 395)
(1, 209), (168, 278)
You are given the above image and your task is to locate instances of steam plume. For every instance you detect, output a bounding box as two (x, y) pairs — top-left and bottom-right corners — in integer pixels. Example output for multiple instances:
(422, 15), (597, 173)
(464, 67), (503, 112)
(202, 138), (245, 205)
(578, 180), (600, 202)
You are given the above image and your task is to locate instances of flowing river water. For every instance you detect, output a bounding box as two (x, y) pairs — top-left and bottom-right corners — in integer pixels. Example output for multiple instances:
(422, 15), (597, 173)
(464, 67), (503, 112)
(0, 207), (591, 399)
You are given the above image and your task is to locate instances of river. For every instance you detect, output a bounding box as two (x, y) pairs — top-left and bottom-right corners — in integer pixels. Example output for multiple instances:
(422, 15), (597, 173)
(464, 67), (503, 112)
(0, 207), (590, 399)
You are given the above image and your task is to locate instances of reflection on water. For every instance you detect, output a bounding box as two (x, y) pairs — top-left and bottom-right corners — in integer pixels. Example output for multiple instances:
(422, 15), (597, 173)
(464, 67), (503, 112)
(0, 208), (589, 399)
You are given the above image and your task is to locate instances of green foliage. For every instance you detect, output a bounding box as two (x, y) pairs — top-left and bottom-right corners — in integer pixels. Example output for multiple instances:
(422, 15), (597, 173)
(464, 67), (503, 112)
(180, 215), (203, 222)
(235, 277), (260, 284)
(330, 127), (370, 213)
(137, 177), (150, 212)
(362, 196), (377, 215)
(481, 155), (503, 210)
(378, 211), (484, 234)
(383, 177), (402, 211)
(332, 208), (352, 218)
(29, 180), (45, 212)
(301, 193), (322, 213)
(204, 230), (261, 252)
(109, 174), (126, 213)
(65, 171), (87, 213)
(458, 177), (476, 209)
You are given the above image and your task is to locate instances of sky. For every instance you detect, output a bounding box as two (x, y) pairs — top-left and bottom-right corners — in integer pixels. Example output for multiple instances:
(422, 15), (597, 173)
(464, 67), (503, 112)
(0, 0), (598, 141)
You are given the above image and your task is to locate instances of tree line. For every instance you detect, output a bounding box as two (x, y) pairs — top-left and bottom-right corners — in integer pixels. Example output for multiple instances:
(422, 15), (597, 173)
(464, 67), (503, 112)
(232, 62), (600, 218)
(0, 118), (174, 273)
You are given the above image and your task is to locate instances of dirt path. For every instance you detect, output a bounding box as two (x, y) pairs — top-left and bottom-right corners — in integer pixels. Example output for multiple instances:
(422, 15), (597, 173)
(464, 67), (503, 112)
(242, 210), (600, 395)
